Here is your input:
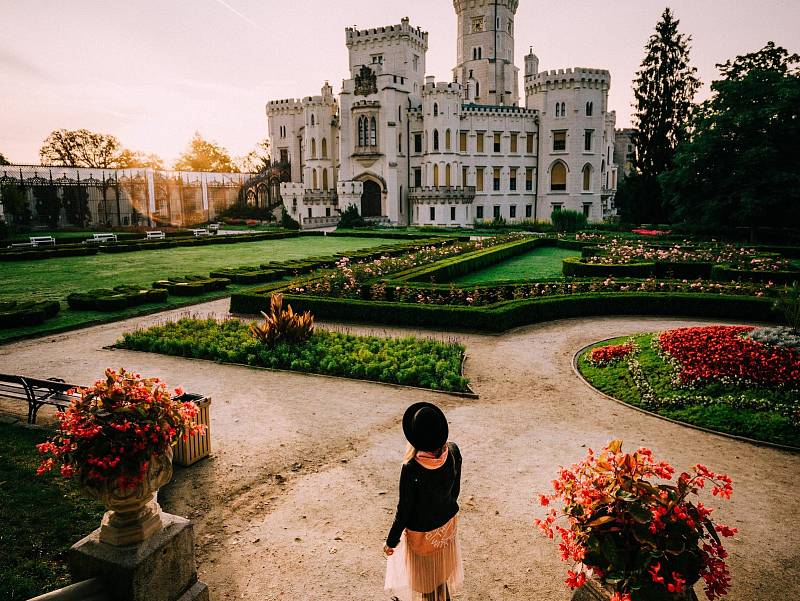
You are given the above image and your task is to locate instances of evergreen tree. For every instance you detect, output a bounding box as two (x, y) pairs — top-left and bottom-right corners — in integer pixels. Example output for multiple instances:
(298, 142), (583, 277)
(661, 43), (800, 237)
(628, 8), (700, 223)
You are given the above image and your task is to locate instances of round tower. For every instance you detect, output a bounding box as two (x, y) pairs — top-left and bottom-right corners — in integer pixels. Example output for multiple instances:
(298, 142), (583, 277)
(452, 0), (520, 106)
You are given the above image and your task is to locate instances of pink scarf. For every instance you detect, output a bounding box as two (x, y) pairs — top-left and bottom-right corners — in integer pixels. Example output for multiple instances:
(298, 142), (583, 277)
(415, 444), (449, 470)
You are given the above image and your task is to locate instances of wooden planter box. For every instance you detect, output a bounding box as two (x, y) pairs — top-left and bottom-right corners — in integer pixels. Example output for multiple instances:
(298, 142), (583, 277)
(172, 393), (211, 467)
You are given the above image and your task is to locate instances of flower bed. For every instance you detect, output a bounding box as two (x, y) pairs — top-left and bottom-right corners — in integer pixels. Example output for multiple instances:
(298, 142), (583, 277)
(577, 329), (800, 447)
(116, 317), (470, 393)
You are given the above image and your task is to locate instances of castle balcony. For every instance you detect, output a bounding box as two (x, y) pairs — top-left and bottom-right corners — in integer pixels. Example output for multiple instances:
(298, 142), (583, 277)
(302, 189), (339, 205)
(408, 186), (476, 205)
(303, 215), (340, 228)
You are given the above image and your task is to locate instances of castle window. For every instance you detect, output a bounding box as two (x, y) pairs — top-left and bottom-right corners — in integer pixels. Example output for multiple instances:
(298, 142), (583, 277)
(311, 138), (317, 159)
(493, 205), (500, 219)
(398, 133), (402, 153)
(311, 114), (315, 127)
(280, 149), (289, 164)
(414, 133), (422, 154)
(451, 206), (456, 221)
(550, 162), (567, 191)
(526, 204), (532, 218)
(510, 205), (516, 218)
(445, 164), (452, 186)
(553, 131), (567, 152)
(358, 116), (366, 147)
(561, 102), (566, 116)
(476, 132), (484, 153)
(312, 169), (318, 189)
(445, 129), (452, 151)
(496, 17), (501, 30)
(459, 131), (467, 152)
(476, 167), (485, 192)
(321, 138), (328, 159)
(462, 166), (468, 186)
(430, 206), (436, 221)
(494, 132), (501, 153)
(433, 129), (440, 151)
(527, 133), (535, 153)
(586, 102), (594, 116)
(526, 167), (534, 191)
(508, 20), (513, 34)
(475, 81), (480, 99)
(583, 203), (591, 218)
(433, 103), (439, 117)
(371, 54), (384, 65)
(323, 168), (329, 190)
(369, 116), (377, 146)
(584, 130), (593, 152)
(493, 167), (501, 191)
(413, 55), (419, 71)
(510, 168), (517, 191)
(582, 164), (592, 192)
(555, 103), (560, 118)
(510, 133), (518, 153)
(433, 164), (440, 187)
(476, 205), (484, 219)
(414, 167), (422, 187)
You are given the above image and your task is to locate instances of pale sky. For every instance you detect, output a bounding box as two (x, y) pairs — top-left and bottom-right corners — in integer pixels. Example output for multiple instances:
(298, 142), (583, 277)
(1, 0), (798, 166)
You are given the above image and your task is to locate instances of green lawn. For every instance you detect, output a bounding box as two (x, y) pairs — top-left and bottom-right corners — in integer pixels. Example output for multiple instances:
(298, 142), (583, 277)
(0, 236), (398, 344)
(450, 247), (579, 284)
(0, 423), (105, 601)
(577, 334), (799, 447)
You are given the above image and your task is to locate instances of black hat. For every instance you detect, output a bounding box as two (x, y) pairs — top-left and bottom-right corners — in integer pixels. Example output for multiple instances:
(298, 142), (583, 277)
(402, 402), (449, 453)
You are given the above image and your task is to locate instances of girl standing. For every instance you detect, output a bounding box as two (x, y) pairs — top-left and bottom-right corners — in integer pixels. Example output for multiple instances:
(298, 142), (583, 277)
(384, 402), (464, 601)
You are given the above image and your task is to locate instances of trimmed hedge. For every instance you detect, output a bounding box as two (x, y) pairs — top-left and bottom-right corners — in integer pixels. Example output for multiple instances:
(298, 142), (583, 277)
(0, 247), (99, 261)
(230, 291), (777, 333)
(67, 286), (169, 312)
(562, 257), (657, 278)
(711, 264), (800, 285)
(0, 300), (61, 328)
(209, 267), (286, 285)
(654, 261), (714, 279)
(153, 276), (231, 296)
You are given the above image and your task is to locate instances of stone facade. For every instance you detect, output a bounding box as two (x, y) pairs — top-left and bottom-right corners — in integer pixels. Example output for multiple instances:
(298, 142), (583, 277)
(267, 1), (619, 228)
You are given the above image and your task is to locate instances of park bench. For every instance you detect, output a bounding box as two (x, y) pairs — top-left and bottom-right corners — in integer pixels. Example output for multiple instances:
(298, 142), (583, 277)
(10, 242), (35, 249)
(190, 229), (210, 237)
(85, 233), (118, 244)
(208, 223), (221, 234)
(145, 231), (166, 240)
(0, 373), (81, 424)
(30, 236), (56, 246)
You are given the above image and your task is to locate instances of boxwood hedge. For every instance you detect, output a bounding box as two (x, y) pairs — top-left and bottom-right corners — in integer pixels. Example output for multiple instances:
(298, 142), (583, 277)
(67, 287), (169, 312)
(0, 300), (61, 328)
(711, 264), (800, 285)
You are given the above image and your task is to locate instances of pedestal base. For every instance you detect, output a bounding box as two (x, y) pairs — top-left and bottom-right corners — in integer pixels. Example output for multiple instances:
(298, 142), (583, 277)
(69, 513), (209, 601)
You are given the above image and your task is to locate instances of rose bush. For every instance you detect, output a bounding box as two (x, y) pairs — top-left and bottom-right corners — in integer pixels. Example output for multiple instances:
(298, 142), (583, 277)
(36, 368), (204, 490)
(535, 440), (736, 601)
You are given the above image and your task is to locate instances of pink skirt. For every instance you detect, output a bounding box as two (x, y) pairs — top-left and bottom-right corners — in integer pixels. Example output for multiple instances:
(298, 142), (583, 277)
(385, 516), (464, 601)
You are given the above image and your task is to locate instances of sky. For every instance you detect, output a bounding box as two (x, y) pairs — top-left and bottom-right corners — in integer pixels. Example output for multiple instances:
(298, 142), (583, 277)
(1, 0), (798, 166)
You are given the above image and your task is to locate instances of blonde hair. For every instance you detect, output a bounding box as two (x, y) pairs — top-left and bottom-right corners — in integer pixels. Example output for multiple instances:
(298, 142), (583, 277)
(403, 442), (416, 464)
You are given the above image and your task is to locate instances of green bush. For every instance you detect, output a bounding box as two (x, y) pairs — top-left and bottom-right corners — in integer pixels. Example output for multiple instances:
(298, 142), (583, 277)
(116, 317), (470, 392)
(551, 209), (588, 233)
(0, 300), (60, 328)
(152, 276), (230, 296)
(66, 286), (169, 312)
(773, 281), (800, 333)
(337, 204), (366, 229)
(562, 256), (657, 278)
(281, 208), (301, 231)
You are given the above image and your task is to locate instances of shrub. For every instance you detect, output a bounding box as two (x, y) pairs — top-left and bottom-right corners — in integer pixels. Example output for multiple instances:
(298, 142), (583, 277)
(773, 281), (800, 333)
(281, 208), (301, 230)
(152, 276), (230, 296)
(338, 204), (366, 229)
(711, 264), (800, 285)
(67, 286), (169, 312)
(562, 257), (657, 278)
(551, 209), (588, 233)
(0, 300), (60, 328)
(216, 202), (275, 222)
(250, 293), (315, 346)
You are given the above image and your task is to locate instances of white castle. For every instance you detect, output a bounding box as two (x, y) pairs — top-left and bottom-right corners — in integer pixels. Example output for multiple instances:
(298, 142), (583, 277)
(267, 0), (619, 228)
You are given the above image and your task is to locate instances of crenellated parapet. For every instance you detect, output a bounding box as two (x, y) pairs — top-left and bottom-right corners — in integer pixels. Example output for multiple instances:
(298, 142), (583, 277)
(422, 81), (462, 96)
(345, 17), (428, 52)
(267, 98), (304, 117)
(526, 67), (611, 92)
(453, 0), (518, 13)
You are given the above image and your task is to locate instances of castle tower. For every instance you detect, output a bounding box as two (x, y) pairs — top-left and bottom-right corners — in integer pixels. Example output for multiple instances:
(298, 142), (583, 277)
(452, 0), (520, 106)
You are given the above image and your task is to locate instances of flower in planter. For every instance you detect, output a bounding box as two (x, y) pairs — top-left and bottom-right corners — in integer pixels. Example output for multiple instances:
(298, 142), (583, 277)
(36, 368), (205, 490)
(534, 440), (736, 601)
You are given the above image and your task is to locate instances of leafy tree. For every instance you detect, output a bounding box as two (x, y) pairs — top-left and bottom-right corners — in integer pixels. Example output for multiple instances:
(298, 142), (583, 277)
(551, 209), (588, 233)
(1, 184), (31, 225)
(39, 129), (121, 168)
(116, 149), (165, 170)
(174, 132), (239, 173)
(280, 207), (300, 230)
(661, 43), (800, 235)
(337, 204), (365, 228)
(628, 8), (700, 222)
(237, 138), (271, 173)
(0, 152), (10, 165)
(33, 185), (61, 227)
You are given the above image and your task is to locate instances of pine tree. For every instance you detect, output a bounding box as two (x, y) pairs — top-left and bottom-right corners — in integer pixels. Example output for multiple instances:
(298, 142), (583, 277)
(629, 8), (700, 222)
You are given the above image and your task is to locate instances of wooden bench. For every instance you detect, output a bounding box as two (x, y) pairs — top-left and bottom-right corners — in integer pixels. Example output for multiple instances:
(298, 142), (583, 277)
(145, 231), (166, 240)
(85, 233), (118, 244)
(0, 373), (81, 424)
(208, 223), (220, 233)
(190, 229), (210, 237)
(30, 236), (56, 246)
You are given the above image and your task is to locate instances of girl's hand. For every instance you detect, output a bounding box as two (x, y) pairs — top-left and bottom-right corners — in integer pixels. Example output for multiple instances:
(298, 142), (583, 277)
(383, 544), (394, 556)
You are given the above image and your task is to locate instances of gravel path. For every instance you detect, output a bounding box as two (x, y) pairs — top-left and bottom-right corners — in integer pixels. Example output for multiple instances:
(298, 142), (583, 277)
(1, 300), (797, 601)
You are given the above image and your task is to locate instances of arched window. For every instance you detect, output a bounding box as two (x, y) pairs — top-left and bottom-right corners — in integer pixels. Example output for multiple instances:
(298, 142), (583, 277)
(445, 163), (452, 187)
(445, 129), (452, 151)
(321, 138), (328, 159)
(582, 164), (592, 191)
(433, 103), (439, 117)
(358, 117), (365, 147)
(433, 129), (439, 151)
(555, 103), (561, 118)
(311, 138), (317, 159)
(370, 116), (377, 146)
(475, 81), (480, 99)
(311, 114), (315, 127)
(322, 168), (329, 190)
(550, 161), (567, 191)
(586, 102), (593, 116)
(312, 169), (318, 189)
(433, 164), (440, 187)
(561, 102), (566, 116)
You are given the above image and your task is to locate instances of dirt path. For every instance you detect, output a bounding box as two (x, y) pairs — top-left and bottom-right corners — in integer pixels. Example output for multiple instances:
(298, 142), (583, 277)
(2, 301), (797, 600)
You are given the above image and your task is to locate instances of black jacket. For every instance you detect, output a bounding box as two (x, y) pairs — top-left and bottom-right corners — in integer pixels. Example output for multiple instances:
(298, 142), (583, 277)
(386, 442), (462, 548)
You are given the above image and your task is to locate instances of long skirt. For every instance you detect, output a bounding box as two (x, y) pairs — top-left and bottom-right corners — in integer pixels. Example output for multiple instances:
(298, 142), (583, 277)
(385, 516), (464, 601)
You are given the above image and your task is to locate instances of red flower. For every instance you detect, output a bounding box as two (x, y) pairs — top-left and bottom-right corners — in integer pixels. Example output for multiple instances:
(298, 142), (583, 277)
(589, 343), (634, 366)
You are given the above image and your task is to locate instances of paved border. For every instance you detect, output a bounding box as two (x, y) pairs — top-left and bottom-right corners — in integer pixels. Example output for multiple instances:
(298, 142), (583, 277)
(571, 339), (800, 454)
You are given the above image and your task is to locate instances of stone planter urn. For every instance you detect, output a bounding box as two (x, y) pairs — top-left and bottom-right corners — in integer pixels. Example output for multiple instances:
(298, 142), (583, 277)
(80, 447), (174, 546)
(572, 577), (699, 601)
